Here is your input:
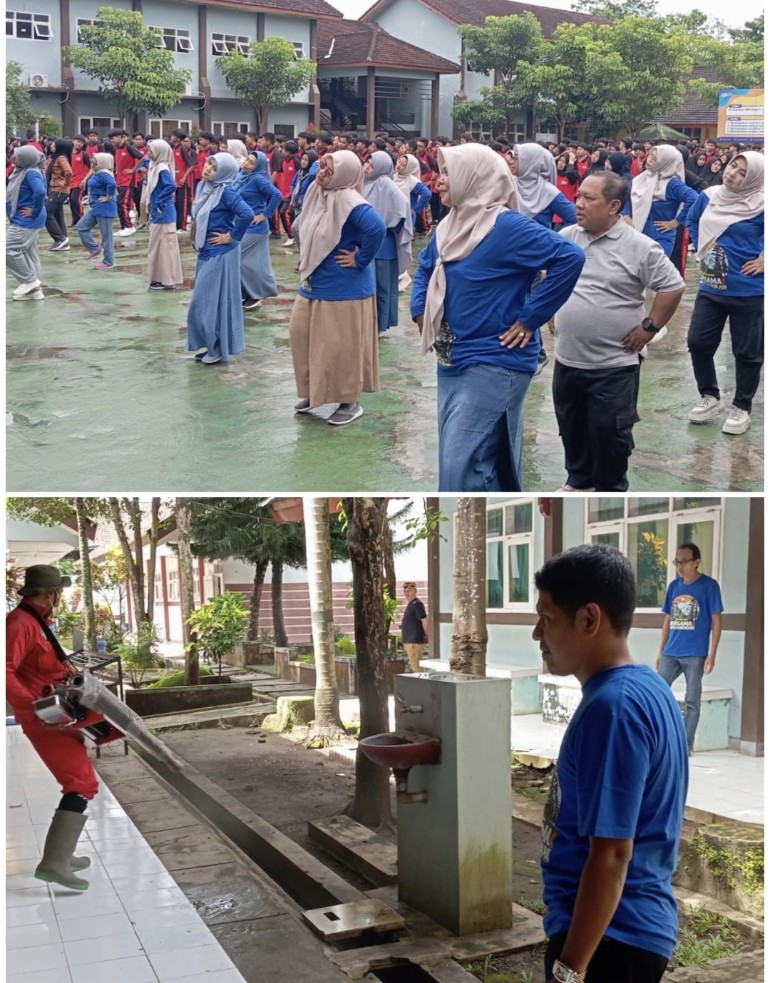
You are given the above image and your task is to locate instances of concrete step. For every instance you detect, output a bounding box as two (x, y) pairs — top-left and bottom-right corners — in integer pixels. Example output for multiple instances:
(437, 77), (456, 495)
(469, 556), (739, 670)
(144, 701), (276, 731)
(308, 815), (398, 887)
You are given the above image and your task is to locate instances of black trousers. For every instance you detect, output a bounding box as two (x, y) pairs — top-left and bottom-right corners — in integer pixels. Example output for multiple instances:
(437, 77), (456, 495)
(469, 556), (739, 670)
(69, 187), (85, 225)
(552, 359), (641, 492)
(687, 291), (764, 412)
(45, 191), (70, 242)
(546, 932), (668, 983)
(116, 185), (133, 229)
(175, 186), (189, 230)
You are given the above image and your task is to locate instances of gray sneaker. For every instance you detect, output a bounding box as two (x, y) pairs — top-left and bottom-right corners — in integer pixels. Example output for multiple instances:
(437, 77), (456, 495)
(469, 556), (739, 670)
(721, 406), (750, 435)
(688, 395), (722, 423)
(294, 398), (312, 413)
(327, 402), (363, 426)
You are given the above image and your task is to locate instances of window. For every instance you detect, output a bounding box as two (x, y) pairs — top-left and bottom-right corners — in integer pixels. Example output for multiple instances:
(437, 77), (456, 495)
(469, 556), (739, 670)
(586, 498), (722, 609)
(212, 121), (249, 137)
(148, 119), (192, 139)
(76, 18), (96, 43)
(292, 40), (305, 59)
(154, 572), (163, 603)
(212, 32), (249, 55)
(167, 569), (179, 602)
(273, 124), (296, 138)
(79, 116), (121, 136)
(485, 501), (534, 609)
(150, 26), (193, 53)
(7, 11), (53, 40)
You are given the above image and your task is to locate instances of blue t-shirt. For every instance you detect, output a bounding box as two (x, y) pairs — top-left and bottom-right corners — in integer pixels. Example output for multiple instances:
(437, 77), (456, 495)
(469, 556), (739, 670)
(298, 203), (386, 302)
(149, 169), (176, 225)
(532, 192), (577, 228)
(686, 194), (764, 298)
(87, 171), (118, 219)
(542, 664), (688, 959)
(7, 169), (47, 228)
(623, 177), (699, 257)
(239, 171), (282, 236)
(661, 573), (723, 658)
(410, 210), (585, 375)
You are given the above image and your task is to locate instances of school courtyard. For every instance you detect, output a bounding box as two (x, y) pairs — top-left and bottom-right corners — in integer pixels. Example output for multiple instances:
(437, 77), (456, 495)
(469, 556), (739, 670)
(6, 233), (764, 493)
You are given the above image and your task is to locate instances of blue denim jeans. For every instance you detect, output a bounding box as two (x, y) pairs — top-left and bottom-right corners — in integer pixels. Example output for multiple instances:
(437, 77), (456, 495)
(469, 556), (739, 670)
(437, 362), (531, 491)
(658, 654), (706, 750)
(76, 212), (114, 266)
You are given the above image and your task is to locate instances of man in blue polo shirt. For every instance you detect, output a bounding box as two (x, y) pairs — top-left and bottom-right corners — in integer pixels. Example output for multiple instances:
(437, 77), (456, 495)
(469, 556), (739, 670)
(656, 541), (723, 754)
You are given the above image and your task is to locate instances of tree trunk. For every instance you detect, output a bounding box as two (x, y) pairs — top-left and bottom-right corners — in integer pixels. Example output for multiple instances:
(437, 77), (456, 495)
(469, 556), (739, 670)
(343, 497), (393, 832)
(109, 498), (146, 633)
(271, 559), (288, 647)
(304, 496), (345, 742)
(247, 560), (269, 641)
(176, 498), (199, 687)
(74, 498), (98, 652)
(381, 517), (397, 635)
(146, 498), (160, 626)
(450, 498), (488, 676)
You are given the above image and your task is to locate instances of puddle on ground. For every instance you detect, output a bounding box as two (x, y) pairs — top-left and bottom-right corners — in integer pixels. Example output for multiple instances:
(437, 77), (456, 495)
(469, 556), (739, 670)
(7, 345), (69, 360)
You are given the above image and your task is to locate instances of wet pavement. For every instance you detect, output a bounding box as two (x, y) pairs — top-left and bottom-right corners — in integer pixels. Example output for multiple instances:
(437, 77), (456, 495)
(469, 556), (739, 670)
(6, 232), (763, 492)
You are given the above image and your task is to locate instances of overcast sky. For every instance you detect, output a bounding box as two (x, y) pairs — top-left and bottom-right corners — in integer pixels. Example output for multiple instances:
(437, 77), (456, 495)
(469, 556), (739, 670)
(330, 0), (762, 30)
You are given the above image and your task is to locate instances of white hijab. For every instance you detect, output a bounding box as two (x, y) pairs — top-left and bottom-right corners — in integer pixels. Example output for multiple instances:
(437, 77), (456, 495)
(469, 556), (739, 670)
(298, 150), (367, 279)
(630, 144), (685, 232)
(394, 153), (421, 197)
(421, 144), (518, 354)
(695, 152), (765, 260)
(513, 143), (560, 218)
(147, 139), (173, 201)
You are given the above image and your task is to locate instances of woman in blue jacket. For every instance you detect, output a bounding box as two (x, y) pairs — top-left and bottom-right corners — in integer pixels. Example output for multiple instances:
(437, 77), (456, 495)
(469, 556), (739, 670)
(6, 145), (48, 300)
(75, 153), (117, 270)
(147, 139), (182, 290)
(625, 144), (698, 258)
(288, 150), (319, 249)
(394, 153), (431, 227)
(411, 143), (584, 491)
(238, 151), (282, 310)
(289, 150), (386, 426)
(685, 151), (764, 436)
(186, 153), (255, 365)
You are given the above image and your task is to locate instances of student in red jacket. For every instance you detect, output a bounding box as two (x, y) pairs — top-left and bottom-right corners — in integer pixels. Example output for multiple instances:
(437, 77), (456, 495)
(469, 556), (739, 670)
(275, 139), (300, 245)
(169, 128), (196, 232)
(69, 135), (92, 226)
(108, 128), (142, 235)
(192, 131), (216, 196)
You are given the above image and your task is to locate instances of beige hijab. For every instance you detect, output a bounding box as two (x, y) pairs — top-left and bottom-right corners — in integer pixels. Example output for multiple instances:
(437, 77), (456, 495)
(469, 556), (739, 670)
(147, 139), (173, 201)
(227, 139), (249, 167)
(695, 152), (765, 260)
(298, 150), (367, 279)
(421, 143), (518, 354)
(394, 153), (421, 198)
(630, 144), (686, 232)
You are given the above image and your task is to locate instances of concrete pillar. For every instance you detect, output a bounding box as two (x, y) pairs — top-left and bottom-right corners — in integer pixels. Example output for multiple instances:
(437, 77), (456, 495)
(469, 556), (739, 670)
(394, 673), (512, 935)
(367, 66), (376, 136)
(430, 76), (439, 137)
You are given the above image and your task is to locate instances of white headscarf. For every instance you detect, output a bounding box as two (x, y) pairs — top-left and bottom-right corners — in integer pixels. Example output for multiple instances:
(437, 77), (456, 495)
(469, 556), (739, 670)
(227, 139), (249, 167)
(630, 144), (685, 232)
(191, 152), (238, 249)
(298, 150), (367, 279)
(512, 143), (560, 218)
(695, 152), (765, 260)
(421, 144), (518, 354)
(363, 151), (413, 274)
(394, 153), (421, 198)
(6, 146), (46, 219)
(147, 139), (173, 201)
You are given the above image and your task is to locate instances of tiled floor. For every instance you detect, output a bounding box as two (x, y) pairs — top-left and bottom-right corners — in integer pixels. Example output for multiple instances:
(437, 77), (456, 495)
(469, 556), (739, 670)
(6, 725), (247, 983)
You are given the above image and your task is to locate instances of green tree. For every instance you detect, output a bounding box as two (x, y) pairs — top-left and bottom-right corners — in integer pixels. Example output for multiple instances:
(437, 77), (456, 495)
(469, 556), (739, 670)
(186, 592), (248, 677)
(6, 62), (38, 137)
(216, 35), (315, 134)
(64, 7), (190, 127)
(683, 18), (764, 104)
(572, 0), (659, 19)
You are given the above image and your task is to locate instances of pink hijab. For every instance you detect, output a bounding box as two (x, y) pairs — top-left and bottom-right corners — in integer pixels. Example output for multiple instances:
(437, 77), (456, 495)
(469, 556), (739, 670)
(421, 144), (518, 354)
(298, 150), (366, 279)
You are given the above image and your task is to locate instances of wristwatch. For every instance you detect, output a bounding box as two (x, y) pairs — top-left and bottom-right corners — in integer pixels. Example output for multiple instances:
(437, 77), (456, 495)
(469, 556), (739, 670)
(641, 316), (660, 334)
(553, 959), (587, 983)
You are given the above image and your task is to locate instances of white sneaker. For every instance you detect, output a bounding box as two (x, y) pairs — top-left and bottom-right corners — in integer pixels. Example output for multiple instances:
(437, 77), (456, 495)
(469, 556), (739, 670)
(398, 272), (412, 292)
(123, 227), (136, 236)
(647, 325), (668, 345)
(14, 289), (44, 301)
(721, 406), (750, 435)
(115, 229), (129, 237)
(176, 229), (187, 235)
(12, 278), (42, 297)
(282, 238), (295, 247)
(688, 395), (722, 423)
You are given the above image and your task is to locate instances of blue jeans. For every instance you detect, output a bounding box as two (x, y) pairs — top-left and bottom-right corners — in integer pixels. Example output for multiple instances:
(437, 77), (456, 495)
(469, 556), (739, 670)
(437, 362), (531, 491)
(658, 654), (706, 750)
(76, 212), (114, 266)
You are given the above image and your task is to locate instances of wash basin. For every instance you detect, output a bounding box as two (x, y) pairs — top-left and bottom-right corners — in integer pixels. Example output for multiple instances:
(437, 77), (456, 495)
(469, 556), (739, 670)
(359, 732), (441, 771)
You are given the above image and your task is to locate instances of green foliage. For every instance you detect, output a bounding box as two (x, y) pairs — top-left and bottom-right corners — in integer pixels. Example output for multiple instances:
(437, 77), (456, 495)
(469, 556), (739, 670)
(515, 894), (547, 915)
(186, 592), (248, 674)
(336, 633), (356, 656)
(636, 531), (669, 607)
(672, 904), (743, 967)
(36, 113), (61, 137)
(115, 623), (161, 686)
(63, 7), (190, 124)
(216, 35), (315, 134)
(147, 665), (213, 688)
(571, 0), (658, 18)
(6, 61), (38, 136)
(401, 505), (448, 546)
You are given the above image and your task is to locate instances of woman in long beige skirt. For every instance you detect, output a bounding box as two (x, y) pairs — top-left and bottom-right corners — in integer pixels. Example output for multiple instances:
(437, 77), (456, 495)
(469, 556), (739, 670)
(289, 150), (386, 426)
(146, 140), (183, 290)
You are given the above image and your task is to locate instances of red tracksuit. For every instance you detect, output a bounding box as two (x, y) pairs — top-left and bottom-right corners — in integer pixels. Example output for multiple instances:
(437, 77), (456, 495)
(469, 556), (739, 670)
(6, 605), (99, 799)
(114, 144), (138, 228)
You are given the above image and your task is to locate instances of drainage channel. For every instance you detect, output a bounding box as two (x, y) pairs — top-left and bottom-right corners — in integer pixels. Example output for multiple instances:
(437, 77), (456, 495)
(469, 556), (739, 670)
(134, 747), (467, 983)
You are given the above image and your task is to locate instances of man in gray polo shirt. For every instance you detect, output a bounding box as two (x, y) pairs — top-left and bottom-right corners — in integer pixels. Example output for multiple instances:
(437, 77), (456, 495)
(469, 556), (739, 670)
(552, 173), (685, 491)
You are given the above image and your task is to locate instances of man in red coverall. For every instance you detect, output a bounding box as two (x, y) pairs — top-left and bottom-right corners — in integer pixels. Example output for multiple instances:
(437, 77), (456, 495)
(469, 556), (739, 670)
(6, 565), (98, 890)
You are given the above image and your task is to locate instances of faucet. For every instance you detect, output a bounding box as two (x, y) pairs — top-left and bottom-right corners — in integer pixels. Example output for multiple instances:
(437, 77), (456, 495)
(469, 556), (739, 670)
(396, 694), (423, 714)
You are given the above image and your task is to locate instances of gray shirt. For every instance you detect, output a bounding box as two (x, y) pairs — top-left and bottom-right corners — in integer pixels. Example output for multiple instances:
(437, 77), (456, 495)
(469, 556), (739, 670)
(554, 220), (685, 370)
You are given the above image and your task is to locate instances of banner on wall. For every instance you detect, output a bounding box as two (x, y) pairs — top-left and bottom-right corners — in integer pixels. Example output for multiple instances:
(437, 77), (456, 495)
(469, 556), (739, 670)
(717, 88), (764, 143)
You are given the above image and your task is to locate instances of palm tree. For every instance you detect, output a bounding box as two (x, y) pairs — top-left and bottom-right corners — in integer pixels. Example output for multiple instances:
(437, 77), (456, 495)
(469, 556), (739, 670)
(450, 498), (488, 675)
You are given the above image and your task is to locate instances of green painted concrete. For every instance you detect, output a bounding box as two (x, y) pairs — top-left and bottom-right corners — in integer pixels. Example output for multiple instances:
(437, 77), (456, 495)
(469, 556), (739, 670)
(6, 232), (763, 491)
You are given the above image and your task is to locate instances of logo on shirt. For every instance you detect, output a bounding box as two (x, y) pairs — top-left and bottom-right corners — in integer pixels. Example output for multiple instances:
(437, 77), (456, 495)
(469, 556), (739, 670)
(670, 594), (700, 631)
(701, 244), (728, 291)
(541, 770), (561, 864)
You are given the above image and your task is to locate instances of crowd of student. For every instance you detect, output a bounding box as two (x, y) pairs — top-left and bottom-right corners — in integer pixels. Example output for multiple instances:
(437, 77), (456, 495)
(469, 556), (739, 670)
(5, 125), (764, 487)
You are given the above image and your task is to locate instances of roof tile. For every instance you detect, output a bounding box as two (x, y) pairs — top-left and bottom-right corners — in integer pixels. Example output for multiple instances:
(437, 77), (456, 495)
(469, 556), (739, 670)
(318, 19), (460, 72)
(363, 0), (598, 37)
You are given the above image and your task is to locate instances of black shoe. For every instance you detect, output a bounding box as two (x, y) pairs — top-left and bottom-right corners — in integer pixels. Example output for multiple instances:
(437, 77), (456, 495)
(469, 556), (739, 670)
(149, 281), (164, 290)
(327, 402), (363, 426)
(243, 298), (262, 310)
(294, 398), (312, 413)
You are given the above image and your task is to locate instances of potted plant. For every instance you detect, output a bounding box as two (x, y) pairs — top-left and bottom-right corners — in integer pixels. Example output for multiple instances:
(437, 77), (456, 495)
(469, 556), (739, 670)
(186, 592), (248, 677)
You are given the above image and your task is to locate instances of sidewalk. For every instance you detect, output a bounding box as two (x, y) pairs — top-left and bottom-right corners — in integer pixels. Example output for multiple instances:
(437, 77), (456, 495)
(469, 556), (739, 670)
(6, 237), (763, 492)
